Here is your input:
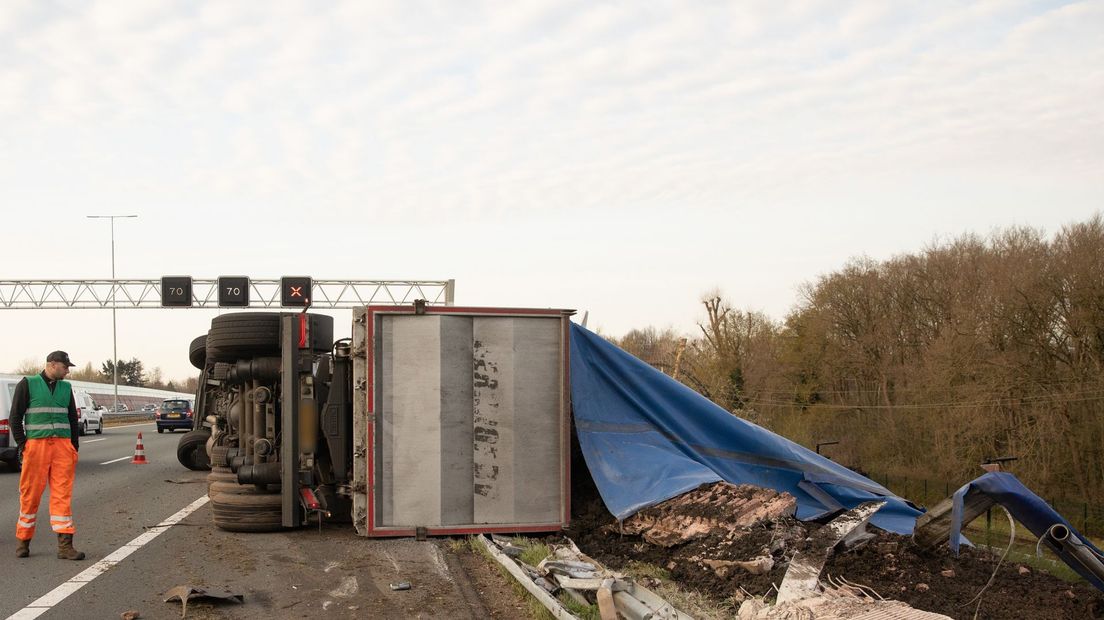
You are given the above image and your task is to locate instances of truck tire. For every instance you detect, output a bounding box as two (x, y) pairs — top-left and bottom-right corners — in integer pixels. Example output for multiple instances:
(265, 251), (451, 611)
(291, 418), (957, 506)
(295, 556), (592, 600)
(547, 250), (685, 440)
(209, 444), (231, 468)
(209, 478), (280, 496)
(188, 335), (207, 370)
(211, 491), (283, 532)
(176, 429), (212, 471)
(205, 313), (334, 362)
(207, 467), (238, 497)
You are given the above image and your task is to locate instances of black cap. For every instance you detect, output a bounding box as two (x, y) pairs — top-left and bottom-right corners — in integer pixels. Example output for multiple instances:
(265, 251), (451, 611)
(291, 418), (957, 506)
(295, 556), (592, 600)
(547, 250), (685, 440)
(46, 351), (76, 367)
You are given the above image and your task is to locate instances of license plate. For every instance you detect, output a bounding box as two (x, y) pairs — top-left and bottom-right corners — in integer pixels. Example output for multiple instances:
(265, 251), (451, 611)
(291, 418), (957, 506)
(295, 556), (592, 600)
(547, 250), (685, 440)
(168, 413), (181, 419)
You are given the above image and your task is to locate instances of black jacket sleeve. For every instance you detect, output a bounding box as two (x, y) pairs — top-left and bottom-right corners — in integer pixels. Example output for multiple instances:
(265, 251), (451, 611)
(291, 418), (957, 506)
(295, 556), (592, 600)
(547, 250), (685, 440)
(9, 377), (28, 447)
(69, 393), (79, 452)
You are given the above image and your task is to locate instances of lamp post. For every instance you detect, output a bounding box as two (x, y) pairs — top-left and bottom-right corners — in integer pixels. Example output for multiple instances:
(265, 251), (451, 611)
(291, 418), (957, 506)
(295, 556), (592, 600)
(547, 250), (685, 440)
(87, 214), (137, 415)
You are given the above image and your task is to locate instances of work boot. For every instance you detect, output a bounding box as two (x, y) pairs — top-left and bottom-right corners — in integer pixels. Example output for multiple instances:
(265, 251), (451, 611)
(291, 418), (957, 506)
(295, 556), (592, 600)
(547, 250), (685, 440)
(56, 534), (85, 560)
(16, 539), (29, 558)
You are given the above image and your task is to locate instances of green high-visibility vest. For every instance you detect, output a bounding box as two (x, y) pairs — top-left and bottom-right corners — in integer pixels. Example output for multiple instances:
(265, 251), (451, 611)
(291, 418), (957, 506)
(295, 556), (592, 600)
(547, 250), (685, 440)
(24, 375), (72, 439)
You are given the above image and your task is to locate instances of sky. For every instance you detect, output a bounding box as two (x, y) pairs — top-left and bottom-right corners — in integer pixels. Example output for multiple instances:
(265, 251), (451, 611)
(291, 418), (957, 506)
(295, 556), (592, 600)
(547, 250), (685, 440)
(1, 0), (1102, 382)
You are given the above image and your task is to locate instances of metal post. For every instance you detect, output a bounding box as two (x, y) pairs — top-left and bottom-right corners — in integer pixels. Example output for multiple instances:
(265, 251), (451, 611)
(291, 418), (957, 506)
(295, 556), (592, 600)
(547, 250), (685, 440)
(87, 214), (137, 414)
(110, 218), (118, 414)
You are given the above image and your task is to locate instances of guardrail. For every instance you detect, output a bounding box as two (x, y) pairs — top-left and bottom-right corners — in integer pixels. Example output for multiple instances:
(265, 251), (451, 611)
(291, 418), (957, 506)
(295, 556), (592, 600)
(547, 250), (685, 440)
(101, 412), (155, 425)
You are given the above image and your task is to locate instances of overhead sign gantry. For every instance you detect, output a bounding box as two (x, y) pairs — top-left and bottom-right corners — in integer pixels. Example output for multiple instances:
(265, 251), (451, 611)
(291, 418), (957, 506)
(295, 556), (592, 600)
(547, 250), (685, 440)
(0, 278), (455, 309)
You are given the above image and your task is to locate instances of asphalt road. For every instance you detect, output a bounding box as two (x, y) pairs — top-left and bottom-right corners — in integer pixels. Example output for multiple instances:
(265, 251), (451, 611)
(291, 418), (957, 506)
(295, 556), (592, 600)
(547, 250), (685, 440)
(0, 423), (500, 620)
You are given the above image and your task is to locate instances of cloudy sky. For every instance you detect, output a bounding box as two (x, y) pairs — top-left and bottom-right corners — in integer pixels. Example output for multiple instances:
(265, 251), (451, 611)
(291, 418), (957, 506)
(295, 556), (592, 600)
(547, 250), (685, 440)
(1, 0), (1101, 381)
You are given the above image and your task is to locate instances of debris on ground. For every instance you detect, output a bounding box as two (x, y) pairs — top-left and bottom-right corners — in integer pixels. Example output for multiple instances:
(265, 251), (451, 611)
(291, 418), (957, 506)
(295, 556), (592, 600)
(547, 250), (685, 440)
(481, 534), (693, 619)
(738, 588), (953, 619)
(566, 480), (1104, 619)
(777, 500), (885, 604)
(162, 585), (244, 618)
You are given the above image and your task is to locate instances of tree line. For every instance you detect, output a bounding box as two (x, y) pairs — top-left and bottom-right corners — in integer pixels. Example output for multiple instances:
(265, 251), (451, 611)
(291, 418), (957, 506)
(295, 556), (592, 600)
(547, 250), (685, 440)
(12, 357), (197, 393)
(616, 215), (1104, 504)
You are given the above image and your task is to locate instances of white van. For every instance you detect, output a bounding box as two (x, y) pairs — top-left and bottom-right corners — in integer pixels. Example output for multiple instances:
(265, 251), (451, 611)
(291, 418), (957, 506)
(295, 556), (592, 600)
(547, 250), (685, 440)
(74, 390), (103, 436)
(0, 377), (20, 469)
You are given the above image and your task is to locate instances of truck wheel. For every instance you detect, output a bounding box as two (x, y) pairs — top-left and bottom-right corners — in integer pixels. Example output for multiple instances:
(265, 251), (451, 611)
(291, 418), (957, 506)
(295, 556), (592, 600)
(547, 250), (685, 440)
(205, 312), (334, 362)
(209, 479), (280, 497)
(188, 335), (207, 370)
(176, 429), (212, 471)
(209, 444), (231, 468)
(95, 422), (102, 435)
(207, 467), (237, 498)
(79, 421), (87, 436)
(211, 492), (283, 532)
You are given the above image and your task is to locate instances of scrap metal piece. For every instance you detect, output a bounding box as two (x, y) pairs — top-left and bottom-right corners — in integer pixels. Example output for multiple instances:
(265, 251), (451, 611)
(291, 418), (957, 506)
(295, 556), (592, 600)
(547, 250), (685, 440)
(389, 582), (411, 591)
(163, 585), (244, 619)
(548, 538), (693, 620)
(596, 578), (617, 620)
(612, 580), (692, 620)
(776, 500), (886, 605)
(538, 559), (600, 579)
(478, 536), (581, 620)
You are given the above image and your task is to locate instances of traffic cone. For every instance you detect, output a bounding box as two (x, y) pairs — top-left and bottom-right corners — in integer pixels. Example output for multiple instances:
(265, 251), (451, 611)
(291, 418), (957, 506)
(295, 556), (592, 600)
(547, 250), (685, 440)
(131, 432), (149, 464)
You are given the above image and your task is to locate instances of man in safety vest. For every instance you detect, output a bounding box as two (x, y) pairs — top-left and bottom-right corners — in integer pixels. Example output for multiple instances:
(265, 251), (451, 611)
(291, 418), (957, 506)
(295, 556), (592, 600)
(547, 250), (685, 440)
(9, 351), (85, 560)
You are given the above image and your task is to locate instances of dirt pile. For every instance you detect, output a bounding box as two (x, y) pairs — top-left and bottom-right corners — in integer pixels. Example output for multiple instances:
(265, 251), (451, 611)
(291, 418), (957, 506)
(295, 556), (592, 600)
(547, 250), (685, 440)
(567, 482), (1104, 620)
(616, 482), (796, 548)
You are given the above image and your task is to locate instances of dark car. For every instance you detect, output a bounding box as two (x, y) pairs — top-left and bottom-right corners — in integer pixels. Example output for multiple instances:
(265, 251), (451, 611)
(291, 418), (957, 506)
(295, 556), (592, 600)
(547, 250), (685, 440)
(156, 399), (194, 433)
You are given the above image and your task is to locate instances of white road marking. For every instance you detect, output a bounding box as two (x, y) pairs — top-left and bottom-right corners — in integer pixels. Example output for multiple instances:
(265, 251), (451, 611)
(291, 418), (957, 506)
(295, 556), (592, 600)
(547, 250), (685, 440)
(99, 456), (132, 465)
(82, 439), (106, 444)
(5, 495), (210, 620)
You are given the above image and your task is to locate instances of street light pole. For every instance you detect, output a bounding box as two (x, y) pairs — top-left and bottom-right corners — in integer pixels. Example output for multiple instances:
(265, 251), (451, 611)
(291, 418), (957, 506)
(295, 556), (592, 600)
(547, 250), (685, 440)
(87, 214), (137, 414)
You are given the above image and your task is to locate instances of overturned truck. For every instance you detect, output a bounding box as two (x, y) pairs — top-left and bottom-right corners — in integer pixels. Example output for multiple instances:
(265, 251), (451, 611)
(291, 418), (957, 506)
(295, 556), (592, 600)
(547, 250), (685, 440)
(177, 305), (573, 536)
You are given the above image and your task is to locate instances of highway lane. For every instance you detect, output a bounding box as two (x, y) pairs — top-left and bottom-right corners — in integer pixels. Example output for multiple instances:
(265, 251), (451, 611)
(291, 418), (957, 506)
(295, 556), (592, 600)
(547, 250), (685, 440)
(0, 424), (499, 619)
(0, 423), (209, 619)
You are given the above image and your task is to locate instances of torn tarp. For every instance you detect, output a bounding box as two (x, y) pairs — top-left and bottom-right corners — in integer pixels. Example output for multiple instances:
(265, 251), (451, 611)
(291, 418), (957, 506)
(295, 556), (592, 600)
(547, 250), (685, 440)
(569, 324), (922, 534)
(950, 472), (1104, 592)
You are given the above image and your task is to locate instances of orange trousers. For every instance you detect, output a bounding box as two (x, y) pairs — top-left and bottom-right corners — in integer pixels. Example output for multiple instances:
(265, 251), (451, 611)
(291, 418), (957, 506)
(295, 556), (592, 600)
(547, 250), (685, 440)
(16, 437), (78, 540)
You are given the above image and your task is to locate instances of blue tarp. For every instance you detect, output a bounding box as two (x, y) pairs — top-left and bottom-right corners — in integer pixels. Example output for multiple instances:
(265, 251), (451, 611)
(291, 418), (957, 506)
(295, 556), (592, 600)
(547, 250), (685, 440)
(569, 324), (923, 534)
(950, 472), (1104, 591)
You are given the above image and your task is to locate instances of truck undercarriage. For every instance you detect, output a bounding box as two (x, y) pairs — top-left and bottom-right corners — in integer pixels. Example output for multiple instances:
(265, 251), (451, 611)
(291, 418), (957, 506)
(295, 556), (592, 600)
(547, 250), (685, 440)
(178, 312), (353, 531)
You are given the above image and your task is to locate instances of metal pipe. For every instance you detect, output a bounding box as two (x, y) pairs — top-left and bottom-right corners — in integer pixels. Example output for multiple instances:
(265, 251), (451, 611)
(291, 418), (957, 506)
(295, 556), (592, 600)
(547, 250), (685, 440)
(1046, 524), (1104, 585)
(227, 358), (281, 384)
(251, 380), (263, 457)
(238, 461), (282, 485)
(242, 384), (253, 457)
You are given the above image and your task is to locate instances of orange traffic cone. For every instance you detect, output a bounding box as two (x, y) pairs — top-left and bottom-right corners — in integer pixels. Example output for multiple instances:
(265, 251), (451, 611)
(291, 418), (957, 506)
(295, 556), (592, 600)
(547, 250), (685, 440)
(131, 432), (149, 464)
